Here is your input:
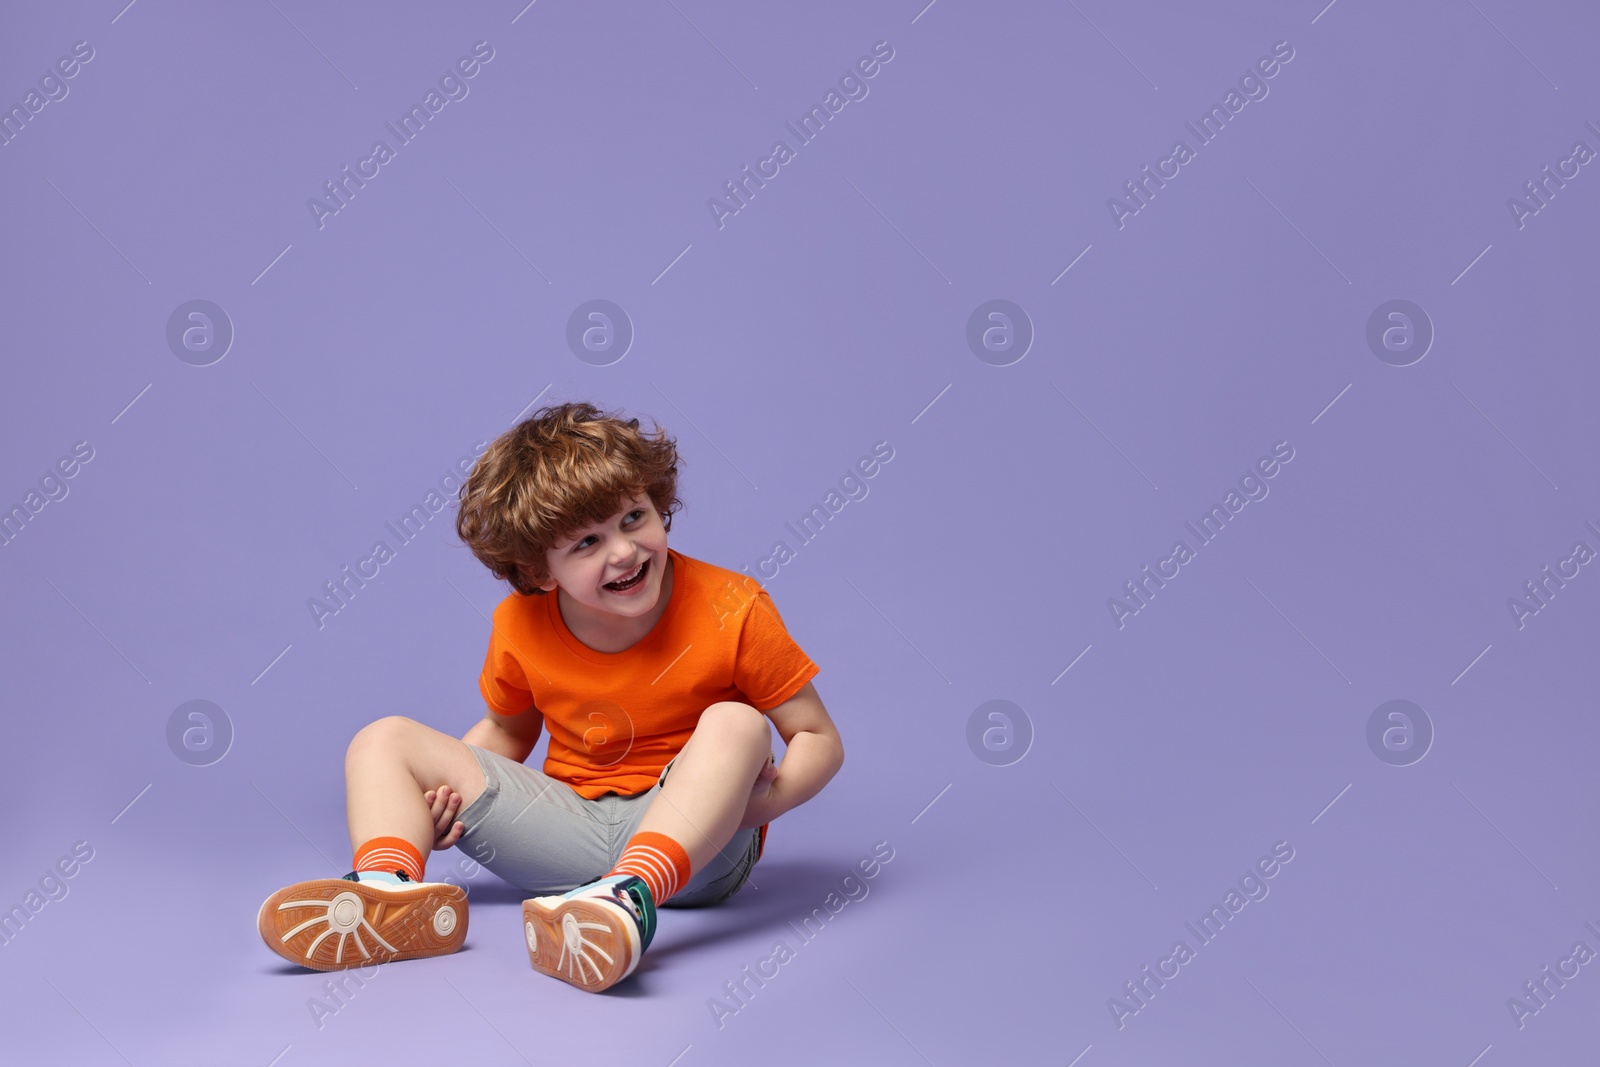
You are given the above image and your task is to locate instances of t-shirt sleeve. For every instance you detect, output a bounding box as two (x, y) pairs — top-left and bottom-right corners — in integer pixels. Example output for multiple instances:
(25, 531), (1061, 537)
(732, 590), (820, 711)
(479, 610), (536, 715)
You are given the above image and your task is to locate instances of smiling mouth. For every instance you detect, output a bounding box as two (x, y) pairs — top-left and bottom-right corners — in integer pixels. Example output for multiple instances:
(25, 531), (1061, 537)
(603, 558), (649, 591)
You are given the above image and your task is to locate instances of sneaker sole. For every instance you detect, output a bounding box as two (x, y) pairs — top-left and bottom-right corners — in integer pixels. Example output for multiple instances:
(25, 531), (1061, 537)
(257, 878), (467, 971)
(521, 895), (642, 992)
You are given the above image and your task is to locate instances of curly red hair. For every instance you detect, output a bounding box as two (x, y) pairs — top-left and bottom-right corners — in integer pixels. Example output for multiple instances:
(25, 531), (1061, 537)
(455, 401), (682, 596)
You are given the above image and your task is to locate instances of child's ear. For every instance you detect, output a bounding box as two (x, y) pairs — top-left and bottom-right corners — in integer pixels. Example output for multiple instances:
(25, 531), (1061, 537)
(516, 561), (557, 595)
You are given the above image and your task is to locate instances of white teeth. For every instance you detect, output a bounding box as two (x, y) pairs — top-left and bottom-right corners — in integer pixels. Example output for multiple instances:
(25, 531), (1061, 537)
(606, 561), (645, 588)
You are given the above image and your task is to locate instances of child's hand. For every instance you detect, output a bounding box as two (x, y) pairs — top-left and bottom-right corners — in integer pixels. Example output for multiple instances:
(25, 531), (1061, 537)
(423, 786), (465, 851)
(756, 749), (777, 785)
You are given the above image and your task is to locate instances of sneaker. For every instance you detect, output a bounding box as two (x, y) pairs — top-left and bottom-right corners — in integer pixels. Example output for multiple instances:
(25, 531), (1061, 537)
(257, 870), (467, 971)
(521, 874), (656, 992)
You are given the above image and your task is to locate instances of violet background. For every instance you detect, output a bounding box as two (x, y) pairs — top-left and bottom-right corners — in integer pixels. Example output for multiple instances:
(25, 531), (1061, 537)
(3, 1), (1599, 1064)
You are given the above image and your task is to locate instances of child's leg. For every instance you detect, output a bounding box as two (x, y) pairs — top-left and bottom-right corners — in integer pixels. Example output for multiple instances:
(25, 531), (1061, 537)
(258, 717), (486, 971)
(626, 701), (772, 877)
(344, 715), (488, 866)
(520, 703), (771, 991)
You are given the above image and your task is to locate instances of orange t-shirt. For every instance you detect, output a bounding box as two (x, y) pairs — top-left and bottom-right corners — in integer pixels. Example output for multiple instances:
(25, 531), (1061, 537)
(478, 547), (820, 799)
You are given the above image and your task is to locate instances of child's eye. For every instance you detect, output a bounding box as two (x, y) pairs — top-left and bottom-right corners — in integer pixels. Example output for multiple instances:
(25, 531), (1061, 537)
(573, 510), (643, 550)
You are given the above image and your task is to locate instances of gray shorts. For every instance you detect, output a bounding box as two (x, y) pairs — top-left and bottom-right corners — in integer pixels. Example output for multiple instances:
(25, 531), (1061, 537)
(455, 744), (761, 908)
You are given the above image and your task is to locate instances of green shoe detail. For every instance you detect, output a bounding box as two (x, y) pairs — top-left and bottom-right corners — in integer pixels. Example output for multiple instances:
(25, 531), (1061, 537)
(563, 874), (656, 953)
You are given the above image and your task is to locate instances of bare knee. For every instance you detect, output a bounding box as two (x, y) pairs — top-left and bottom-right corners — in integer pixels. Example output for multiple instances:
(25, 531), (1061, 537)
(346, 715), (418, 768)
(697, 702), (770, 757)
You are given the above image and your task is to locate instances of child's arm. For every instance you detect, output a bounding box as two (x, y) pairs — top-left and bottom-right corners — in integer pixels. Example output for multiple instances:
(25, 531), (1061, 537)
(462, 704), (543, 763)
(738, 681), (843, 830)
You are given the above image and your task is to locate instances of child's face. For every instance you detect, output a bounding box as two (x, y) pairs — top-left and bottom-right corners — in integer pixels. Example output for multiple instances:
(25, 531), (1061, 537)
(538, 493), (670, 620)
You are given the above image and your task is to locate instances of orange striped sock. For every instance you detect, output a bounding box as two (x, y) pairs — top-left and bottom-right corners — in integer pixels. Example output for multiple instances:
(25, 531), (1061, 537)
(353, 836), (425, 882)
(608, 831), (691, 905)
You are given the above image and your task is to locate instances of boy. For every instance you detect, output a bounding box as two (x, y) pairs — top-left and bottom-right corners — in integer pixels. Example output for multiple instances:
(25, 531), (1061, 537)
(257, 401), (844, 992)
